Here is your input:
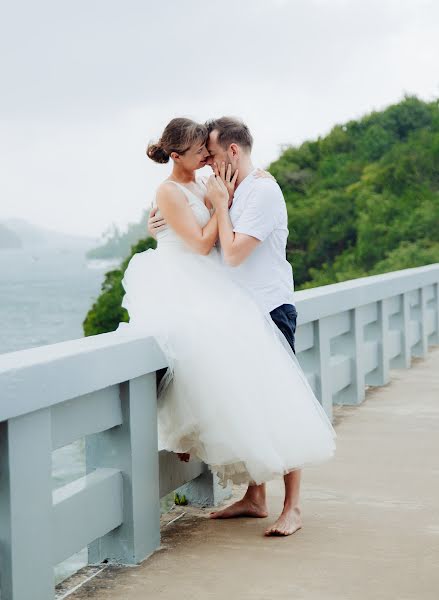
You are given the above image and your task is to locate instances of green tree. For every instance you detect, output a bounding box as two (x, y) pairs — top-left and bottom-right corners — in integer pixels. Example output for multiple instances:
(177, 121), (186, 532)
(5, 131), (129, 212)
(83, 237), (156, 336)
(268, 94), (439, 289)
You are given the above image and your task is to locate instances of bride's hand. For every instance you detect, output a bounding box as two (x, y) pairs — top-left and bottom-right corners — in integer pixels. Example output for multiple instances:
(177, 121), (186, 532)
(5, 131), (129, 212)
(213, 161), (238, 207)
(254, 168), (276, 182)
(206, 174), (229, 210)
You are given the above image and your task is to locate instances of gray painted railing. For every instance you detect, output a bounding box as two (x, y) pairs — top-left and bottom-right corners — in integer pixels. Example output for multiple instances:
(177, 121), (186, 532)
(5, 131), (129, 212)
(294, 264), (439, 420)
(1, 263), (438, 600)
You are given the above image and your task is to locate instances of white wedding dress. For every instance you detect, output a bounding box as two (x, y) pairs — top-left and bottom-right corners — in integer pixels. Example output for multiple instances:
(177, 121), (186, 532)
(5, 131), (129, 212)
(116, 179), (336, 488)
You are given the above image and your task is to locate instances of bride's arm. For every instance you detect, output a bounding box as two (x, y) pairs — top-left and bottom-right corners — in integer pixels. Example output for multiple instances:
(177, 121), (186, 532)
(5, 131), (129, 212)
(156, 183), (218, 255)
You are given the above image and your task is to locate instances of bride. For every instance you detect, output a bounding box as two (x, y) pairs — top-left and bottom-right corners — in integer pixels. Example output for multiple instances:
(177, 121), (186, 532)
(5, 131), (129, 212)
(116, 117), (336, 536)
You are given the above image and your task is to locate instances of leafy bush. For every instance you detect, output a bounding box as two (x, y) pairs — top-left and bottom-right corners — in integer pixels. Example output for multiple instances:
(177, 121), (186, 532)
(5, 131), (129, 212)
(83, 236), (156, 336)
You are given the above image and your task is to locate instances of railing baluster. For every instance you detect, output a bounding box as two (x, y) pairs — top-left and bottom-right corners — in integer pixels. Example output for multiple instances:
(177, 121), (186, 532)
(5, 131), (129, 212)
(351, 306), (366, 404)
(0, 409), (53, 600)
(366, 299), (390, 386)
(434, 282), (439, 345)
(86, 373), (161, 565)
(412, 286), (428, 358)
(398, 292), (412, 369)
(331, 308), (365, 406)
(316, 316), (333, 420)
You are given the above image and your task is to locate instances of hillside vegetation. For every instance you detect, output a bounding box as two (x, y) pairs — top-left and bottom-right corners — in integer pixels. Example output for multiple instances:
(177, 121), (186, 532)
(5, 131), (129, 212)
(269, 95), (439, 288)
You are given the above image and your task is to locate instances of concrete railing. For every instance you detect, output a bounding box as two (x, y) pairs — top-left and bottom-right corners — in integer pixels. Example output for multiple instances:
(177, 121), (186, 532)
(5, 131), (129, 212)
(1, 263), (438, 600)
(293, 263), (439, 420)
(0, 332), (229, 600)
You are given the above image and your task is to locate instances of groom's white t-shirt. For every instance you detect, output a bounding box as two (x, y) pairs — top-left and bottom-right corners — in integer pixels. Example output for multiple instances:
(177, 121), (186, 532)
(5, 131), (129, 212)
(219, 169), (295, 314)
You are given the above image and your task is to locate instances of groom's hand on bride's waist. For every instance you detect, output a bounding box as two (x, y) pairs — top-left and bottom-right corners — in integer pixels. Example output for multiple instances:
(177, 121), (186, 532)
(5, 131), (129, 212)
(148, 206), (167, 239)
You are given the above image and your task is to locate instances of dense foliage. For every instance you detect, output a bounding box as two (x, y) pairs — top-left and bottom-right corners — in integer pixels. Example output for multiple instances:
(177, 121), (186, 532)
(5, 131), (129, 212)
(83, 237), (156, 336)
(268, 95), (439, 288)
(84, 95), (439, 335)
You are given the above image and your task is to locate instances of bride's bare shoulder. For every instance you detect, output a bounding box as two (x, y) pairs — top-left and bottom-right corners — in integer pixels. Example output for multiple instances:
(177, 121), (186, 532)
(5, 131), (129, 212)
(157, 180), (183, 197)
(158, 179), (177, 190)
(156, 180), (187, 208)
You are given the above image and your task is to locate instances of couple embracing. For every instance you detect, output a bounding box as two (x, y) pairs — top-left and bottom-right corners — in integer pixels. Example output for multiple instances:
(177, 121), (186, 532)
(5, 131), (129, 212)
(117, 116), (336, 537)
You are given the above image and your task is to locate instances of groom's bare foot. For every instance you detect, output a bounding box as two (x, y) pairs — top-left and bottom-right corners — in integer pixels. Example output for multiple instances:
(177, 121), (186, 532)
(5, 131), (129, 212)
(264, 505), (302, 536)
(209, 498), (268, 519)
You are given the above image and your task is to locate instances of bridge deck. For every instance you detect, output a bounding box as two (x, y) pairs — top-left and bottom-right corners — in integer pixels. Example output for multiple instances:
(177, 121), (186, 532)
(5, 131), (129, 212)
(63, 348), (439, 600)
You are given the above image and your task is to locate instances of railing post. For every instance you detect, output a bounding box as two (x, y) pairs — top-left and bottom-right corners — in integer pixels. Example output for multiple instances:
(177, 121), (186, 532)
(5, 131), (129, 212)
(316, 317), (333, 421)
(366, 299), (390, 387)
(353, 307), (366, 403)
(412, 286), (428, 358)
(391, 292), (411, 369)
(0, 409), (53, 600)
(433, 282), (439, 345)
(341, 307), (366, 405)
(331, 308), (365, 406)
(86, 372), (161, 565)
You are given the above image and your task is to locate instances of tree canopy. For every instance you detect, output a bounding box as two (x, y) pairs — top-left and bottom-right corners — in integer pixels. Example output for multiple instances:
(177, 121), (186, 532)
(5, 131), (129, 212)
(268, 95), (439, 289)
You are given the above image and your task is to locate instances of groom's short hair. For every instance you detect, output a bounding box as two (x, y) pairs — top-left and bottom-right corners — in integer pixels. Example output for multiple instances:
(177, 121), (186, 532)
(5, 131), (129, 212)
(206, 117), (253, 152)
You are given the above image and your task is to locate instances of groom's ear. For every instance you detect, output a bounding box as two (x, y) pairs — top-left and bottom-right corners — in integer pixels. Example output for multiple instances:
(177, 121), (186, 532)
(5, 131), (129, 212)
(230, 143), (239, 157)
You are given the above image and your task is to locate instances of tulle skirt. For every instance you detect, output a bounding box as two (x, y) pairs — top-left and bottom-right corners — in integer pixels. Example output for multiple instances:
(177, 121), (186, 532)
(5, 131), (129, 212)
(116, 243), (336, 487)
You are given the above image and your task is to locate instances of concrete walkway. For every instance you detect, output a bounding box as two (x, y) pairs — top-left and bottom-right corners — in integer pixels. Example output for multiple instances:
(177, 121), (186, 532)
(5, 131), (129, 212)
(64, 348), (439, 600)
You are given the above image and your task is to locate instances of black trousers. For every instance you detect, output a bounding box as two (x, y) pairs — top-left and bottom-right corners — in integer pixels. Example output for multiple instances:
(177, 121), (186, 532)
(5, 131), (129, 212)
(269, 303), (298, 354)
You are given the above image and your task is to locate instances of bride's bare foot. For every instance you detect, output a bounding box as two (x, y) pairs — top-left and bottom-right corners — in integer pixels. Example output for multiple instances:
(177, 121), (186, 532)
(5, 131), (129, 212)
(264, 505), (302, 536)
(177, 452), (190, 462)
(209, 498), (268, 519)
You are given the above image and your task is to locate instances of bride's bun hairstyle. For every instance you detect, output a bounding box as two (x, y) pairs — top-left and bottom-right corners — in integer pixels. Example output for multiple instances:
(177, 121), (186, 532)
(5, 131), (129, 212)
(146, 143), (169, 164)
(147, 118), (208, 164)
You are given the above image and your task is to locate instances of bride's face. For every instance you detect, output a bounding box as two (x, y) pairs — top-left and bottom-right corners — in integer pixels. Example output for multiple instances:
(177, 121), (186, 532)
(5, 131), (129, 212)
(175, 141), (210, 171)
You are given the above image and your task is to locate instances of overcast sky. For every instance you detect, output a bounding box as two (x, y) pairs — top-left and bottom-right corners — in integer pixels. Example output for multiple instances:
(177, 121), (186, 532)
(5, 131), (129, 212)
(1, 0), (438, 239)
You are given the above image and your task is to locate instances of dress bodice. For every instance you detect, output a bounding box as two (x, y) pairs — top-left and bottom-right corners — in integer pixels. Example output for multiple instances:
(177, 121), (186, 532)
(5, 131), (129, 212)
(152, 178), (212, 253)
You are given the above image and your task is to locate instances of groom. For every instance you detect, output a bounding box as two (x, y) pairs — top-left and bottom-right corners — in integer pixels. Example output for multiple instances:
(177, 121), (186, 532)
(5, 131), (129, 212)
(148, 117), (301, 537)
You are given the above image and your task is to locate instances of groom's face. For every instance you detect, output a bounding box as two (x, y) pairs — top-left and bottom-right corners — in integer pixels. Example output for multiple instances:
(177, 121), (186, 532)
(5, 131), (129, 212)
(206, 130), (236, 173)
